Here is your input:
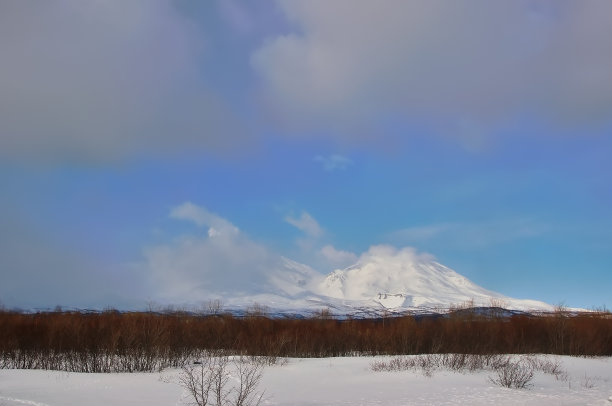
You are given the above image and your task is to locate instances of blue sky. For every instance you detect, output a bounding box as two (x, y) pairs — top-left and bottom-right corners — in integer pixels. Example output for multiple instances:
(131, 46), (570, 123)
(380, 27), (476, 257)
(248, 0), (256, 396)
(1, 1), (611, 309)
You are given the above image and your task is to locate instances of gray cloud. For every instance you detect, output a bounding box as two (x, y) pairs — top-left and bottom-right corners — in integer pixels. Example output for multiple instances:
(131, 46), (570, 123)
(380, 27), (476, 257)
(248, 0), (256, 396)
(252, 1), (612, 141)
(0, 1), (244, 163)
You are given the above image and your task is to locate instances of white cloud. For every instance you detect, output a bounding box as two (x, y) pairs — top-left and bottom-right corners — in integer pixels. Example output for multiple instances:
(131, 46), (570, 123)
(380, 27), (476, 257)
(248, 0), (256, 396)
(314, 154), (352, 171)
(144, 233), (275, 300)
(170, 202), (239, 236)
(252, 1), (612, 140)
(0, 1), (244, 163)
(145, 203), (279, 300)
(359, 245), (436, 266)
(320, 245), (357, 267)
(285, 211), (323, 237)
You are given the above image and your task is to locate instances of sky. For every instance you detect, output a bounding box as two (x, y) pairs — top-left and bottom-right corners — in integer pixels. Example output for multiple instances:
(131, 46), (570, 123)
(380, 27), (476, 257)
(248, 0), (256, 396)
(1, 0), (611, 310)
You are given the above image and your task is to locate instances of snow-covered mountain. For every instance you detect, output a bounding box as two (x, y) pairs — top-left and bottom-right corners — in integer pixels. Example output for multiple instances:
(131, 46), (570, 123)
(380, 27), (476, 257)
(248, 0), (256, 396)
(213, 246), (552, 315)
(314, 246), (550, 311)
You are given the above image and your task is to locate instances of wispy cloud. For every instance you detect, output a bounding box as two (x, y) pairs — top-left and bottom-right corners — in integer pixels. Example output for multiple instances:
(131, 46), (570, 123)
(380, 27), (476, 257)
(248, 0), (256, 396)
(314, 154), (352, 171)
(320, 244), (357, 267)
(388, 218), (548, 249)
(170, 202), (239, 236)
(285, 211), (323, 237)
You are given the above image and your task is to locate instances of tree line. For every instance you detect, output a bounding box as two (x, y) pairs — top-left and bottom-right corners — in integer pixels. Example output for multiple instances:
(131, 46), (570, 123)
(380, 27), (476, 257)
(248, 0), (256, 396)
(0, 307), (610, 372)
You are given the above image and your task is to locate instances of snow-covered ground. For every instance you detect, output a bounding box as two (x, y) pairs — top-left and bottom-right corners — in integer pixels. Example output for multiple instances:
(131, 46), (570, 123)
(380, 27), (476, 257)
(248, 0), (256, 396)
(1, 355), (610, 405)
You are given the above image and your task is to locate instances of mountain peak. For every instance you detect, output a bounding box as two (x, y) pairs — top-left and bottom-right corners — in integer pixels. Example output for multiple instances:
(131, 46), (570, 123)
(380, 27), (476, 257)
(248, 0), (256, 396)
(310, 246), (551, 311)
(202, 246), (553, 315)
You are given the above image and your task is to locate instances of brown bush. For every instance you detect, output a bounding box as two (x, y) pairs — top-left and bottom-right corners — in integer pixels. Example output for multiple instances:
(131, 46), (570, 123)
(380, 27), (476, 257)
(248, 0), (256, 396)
(0, 307), (610, 372)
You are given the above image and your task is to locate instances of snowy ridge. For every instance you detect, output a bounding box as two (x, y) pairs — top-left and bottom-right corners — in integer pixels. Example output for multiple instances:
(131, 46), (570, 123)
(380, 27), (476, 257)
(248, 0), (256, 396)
(207, 246), (553, 315)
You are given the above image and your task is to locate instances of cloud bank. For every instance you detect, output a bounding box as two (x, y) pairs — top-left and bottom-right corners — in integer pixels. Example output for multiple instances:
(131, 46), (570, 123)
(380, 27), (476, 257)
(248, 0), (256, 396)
(0, 1), (242, 163)
(5, 1), (610, 163)
(253, 1), (612, 140)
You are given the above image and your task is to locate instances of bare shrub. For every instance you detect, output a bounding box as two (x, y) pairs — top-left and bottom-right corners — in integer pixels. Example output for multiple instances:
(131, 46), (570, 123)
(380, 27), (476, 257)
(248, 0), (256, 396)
(245, 303), (269, 318)
(371, 359), (392, 372)
(180, 352), (265, 406)
(233, 358), (266, 406)
(246, 355), (287, 367)
(371, 354), (509, 377)
(373, 353), (533, 387)
(372, 356), (418, 373)
(180, 355), (228, 406)
(523, 356), (566, 380)
(489, 298), (508, 309)
(314, 308), (333, 320)
(489, 360), (534, 389)
(201, 300), (224, 316)
(580, 374), (595, 389)
(437, 353), (508, 372)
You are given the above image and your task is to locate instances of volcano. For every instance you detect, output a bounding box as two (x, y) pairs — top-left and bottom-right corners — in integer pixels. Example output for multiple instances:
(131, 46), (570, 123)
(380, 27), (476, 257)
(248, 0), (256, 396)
(213, 246), (552, 316)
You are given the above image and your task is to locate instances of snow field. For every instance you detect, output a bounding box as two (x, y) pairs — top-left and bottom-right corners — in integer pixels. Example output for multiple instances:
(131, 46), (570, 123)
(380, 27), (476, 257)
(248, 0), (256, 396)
(0, 355), (610, 406)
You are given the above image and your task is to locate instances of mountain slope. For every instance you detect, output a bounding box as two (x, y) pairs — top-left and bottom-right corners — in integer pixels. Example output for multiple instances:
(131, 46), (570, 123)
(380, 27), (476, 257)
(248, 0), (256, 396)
(313, 246), (550, 311)
(208, 245), (552, 315)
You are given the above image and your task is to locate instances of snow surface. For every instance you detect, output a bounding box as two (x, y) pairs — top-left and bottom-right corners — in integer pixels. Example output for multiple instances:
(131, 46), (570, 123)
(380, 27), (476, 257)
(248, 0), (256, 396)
(203, 246), (553, 316)
(1, 356), (610, 405)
